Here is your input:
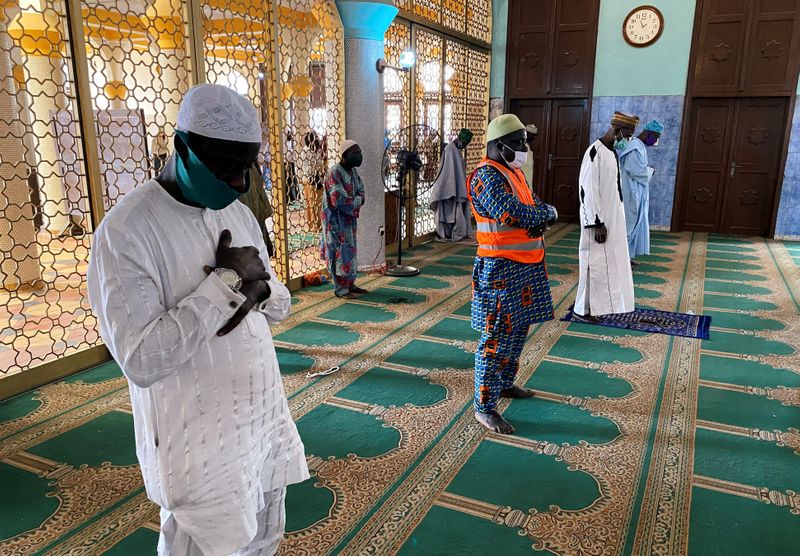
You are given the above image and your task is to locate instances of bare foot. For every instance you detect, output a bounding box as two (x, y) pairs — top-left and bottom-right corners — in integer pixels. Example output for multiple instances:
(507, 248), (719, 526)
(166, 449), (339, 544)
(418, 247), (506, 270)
(474, 411), (515, 434)
(349, 286), (368, 294)
(335, 292), (358, 299)
(500, 385), (535, 399)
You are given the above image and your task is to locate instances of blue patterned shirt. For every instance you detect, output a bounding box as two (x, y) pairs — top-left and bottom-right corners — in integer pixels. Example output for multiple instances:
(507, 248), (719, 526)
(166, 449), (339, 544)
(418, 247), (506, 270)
(469, 164), (555, 333)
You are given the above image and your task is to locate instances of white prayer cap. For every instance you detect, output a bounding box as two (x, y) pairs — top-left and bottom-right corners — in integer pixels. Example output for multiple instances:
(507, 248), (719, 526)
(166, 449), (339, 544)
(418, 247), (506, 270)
(176, 84), (261, 144)
(338, 139), (358, 158)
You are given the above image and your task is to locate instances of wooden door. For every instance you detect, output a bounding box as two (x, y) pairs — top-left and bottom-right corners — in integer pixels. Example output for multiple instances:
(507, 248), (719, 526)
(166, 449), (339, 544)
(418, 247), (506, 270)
(545, 99), (588, 222)
(508, 99), (549, 196)
(678, 97), (788, 235)
(509, 98), (588, 222)
(743, 1), (800, 93)
(505, 0), (599, 99)
(720, 98), (788, 235)
(691, 0), (800, 95)
(550, 0), (599, 96)
(506, 0), (554, 98)
(692, 0), (750, 94)
(679, 99), (737, 232)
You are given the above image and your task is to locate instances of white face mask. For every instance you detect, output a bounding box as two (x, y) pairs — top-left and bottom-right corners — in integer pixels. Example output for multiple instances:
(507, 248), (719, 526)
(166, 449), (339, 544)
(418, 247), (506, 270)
(500, 142), (528, 169)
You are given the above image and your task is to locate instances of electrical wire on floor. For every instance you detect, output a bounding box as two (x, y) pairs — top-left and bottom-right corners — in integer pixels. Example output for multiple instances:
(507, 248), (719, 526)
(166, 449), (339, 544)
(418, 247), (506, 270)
(306, 366), (340, 379)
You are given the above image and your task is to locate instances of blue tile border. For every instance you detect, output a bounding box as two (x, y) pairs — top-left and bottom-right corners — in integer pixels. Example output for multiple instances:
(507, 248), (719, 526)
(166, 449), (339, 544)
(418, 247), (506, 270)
(775, 96), (800, 237)
(591, 95), (684, 228)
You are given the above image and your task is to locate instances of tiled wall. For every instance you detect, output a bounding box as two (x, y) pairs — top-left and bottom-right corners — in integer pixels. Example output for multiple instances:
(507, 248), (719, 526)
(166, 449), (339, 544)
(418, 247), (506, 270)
(775, 97), (800, 240)
(590, 95), (685, 229)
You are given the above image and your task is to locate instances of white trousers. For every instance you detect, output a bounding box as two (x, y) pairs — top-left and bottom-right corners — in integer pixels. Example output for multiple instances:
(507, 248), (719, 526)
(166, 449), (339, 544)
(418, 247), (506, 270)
(157, 488), (286, 556)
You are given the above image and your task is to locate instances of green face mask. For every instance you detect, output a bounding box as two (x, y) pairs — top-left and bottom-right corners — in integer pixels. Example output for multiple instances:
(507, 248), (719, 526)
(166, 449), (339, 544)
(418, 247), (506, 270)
(174, 131), (246, 210)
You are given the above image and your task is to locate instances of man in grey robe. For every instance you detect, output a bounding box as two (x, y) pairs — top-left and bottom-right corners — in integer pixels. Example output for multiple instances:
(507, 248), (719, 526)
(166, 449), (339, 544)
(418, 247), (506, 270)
(430, 128), (473, 241)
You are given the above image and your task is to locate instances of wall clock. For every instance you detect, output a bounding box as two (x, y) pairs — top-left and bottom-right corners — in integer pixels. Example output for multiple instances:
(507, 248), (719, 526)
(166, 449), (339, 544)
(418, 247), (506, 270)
(623, 6), (664, 47)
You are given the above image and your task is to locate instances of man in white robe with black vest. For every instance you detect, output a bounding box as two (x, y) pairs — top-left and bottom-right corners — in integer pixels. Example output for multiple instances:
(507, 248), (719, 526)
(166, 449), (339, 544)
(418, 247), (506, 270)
(574, 112), (637, 322)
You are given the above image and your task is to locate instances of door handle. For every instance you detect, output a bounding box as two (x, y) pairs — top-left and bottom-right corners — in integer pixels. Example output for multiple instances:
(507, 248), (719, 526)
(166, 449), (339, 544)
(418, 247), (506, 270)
(729, 161), (738, 176)
(548, 154), (554, 171)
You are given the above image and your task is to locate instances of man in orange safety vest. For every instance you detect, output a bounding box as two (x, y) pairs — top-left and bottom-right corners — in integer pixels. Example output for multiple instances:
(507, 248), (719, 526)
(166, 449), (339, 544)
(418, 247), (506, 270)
(468, 113), (558, 434)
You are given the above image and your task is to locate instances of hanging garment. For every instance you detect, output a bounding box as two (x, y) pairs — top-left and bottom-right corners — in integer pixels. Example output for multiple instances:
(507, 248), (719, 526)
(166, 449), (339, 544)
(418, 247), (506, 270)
(429, 142), (473, 241)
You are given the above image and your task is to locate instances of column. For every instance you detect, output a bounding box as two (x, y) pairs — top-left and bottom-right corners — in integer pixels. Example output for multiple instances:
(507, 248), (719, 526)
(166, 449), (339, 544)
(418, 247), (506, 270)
(335, 0), (397, 270)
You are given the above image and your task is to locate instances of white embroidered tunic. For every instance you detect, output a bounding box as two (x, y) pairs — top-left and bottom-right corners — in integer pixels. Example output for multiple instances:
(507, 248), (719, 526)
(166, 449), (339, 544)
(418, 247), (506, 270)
(87, 180), (308, 555)
(576, 140), (635, 316)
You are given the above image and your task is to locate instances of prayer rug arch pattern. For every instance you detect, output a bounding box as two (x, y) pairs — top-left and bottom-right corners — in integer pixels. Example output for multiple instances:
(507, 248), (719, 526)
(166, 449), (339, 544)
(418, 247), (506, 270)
(0, 225), (798, 555)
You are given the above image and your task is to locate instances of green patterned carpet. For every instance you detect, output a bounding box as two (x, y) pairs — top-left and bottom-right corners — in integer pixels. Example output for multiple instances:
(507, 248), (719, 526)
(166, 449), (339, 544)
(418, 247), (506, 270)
(1, 224), (799, 555)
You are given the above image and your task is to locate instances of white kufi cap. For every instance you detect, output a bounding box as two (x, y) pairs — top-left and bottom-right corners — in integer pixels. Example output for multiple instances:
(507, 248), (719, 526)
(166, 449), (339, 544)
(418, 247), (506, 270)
(177, 84), (261, 143)
(338, 139), (358, 158)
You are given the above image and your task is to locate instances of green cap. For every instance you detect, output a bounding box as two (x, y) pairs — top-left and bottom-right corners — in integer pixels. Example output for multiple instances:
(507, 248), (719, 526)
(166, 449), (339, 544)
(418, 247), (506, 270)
(486, 114), (525, 143)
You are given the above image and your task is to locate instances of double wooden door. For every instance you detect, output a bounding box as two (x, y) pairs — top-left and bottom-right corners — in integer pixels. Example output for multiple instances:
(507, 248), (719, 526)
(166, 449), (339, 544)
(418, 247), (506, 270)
(505, 0), (599, 99)
(678, 97), (788, 235)
(691, 0), (800, 96)
(676, 0), (800, 235)
(510, 98), (589, 223)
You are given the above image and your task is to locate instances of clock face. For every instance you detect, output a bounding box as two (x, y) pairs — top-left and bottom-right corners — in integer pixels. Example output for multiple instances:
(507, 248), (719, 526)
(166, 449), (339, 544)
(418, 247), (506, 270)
(624, 6), (663, 47)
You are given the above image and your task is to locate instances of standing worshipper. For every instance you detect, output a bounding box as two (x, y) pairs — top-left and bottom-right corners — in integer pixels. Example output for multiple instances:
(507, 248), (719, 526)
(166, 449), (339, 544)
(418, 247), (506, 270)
(240, 162), (276, 258)
(322, 140), (367, 298)
(574, 111), (637, 322)
(87, 84), (308, 556)
(620, 119), (663, 263)
(469, 114), (558, 434)
(429, 128), (473, 241)
(521, 123), (537, 191)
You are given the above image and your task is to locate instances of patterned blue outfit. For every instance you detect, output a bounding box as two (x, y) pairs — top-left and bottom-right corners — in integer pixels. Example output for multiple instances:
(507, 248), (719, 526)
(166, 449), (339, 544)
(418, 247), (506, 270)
(470, 164), (555, 413)
(321, 164), (365, 297)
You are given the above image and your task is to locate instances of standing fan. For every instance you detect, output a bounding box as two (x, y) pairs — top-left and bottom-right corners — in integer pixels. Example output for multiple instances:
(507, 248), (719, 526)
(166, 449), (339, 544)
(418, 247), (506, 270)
(381, 124), (443, 276)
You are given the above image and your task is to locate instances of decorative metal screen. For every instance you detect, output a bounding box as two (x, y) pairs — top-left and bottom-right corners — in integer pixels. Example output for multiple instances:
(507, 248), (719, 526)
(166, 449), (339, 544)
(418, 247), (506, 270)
(384, 22), (412, 145)
(0, 0), (345, 385)
(399, 0), (491, 42)
(443, 38), (468, 143)
(383, 21), (412, 245)
(466, 0), (491, 43)
(83, 0), (192, 211)
(276, 0), (345, 281)
(411, 28), (443, 238)
(383, 18), (490, 243)
(0, 0), (485, 384)
(200, 0), (281, 274)
(414, 0), (442, 25)
(0, 0), (97, 377)
(442, 0), (466, 33)
(465, 46), (490, 170)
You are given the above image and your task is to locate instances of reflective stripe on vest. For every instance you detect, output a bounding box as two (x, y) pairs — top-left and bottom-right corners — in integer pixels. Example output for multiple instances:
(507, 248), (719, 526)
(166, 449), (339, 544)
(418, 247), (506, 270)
(480, 239), (545, 251)
(468, 158), (546, 264)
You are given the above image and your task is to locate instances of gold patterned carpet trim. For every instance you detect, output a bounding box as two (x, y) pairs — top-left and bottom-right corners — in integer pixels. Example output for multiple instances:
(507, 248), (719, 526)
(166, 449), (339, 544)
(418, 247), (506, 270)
(1, 227), (799, 555)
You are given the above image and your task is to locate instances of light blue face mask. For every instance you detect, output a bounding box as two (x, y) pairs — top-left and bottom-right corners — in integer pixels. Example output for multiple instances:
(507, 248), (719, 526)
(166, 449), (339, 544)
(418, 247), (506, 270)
(613, 131), (629, 151)
(174, 130), (246, 210)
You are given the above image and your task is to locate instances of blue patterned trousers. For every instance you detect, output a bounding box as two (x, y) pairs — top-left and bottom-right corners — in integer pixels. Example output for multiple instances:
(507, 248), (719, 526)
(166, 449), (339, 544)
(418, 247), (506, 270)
(474, 325), (529, 413)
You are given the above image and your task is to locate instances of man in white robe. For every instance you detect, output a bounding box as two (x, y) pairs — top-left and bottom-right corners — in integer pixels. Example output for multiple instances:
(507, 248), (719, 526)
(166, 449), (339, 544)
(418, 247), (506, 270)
(574, 112), (637, 320)
(87, 84), (308, 556)
(620, 119), (663, 263)
(430, 128), (473, 241)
